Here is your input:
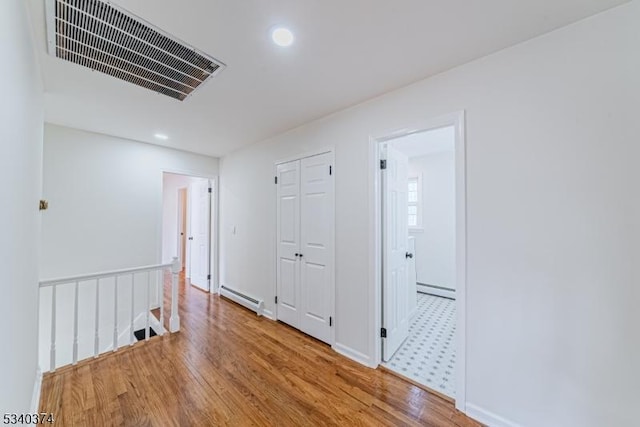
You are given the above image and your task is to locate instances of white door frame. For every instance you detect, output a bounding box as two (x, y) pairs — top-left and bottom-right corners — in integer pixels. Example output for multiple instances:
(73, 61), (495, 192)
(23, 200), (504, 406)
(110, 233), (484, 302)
(159, 170), (219, 293)
(273, 147), (336, 346)
(368, 111), (467, 411)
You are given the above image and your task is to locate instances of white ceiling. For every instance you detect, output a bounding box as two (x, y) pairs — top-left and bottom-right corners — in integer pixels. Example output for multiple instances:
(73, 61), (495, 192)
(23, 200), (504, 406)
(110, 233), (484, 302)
(391, 126), (454, 158)
(26, 0), (627, 157)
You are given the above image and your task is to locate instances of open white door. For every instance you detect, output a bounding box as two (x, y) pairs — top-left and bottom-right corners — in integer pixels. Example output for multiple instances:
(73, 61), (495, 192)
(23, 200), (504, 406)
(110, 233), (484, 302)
(188, 179), (211, 291)
(178, 188), (187, 270)
(382, 145), (410, 361)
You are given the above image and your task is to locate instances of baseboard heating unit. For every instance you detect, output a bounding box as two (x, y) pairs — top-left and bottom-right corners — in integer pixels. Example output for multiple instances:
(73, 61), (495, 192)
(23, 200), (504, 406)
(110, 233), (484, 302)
(220, 285), (264, 315)
(417, 283), (456, 300)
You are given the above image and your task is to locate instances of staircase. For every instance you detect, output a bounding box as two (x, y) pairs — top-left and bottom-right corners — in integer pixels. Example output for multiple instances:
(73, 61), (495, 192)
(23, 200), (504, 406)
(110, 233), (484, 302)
(38, 257), (182, 372)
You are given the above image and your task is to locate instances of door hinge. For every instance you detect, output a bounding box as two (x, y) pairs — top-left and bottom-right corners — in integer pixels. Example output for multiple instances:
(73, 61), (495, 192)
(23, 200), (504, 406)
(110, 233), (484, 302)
(208, 187), (212, 193)
(207, 274), (211, 280)
(275, 176), (278, 184)
(380, 327), (387, 338)
(329, 165), (332, 175)
(329, 316), (333, 327)
(275, 296), (278, 304)
(380, 159), (387, 170)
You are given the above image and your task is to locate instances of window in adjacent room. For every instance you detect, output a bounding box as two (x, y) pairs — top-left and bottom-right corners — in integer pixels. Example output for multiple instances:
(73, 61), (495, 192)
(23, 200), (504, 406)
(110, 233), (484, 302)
(408, 175), (422, 230)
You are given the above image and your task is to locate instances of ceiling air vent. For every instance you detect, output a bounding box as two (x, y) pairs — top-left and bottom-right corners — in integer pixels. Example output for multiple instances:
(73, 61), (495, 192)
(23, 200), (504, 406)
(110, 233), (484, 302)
(44, 0), (225, 101)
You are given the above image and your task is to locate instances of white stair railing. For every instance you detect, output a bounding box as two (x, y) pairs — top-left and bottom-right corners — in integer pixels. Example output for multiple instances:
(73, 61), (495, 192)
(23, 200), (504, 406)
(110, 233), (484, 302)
(39, 257), (181, 372)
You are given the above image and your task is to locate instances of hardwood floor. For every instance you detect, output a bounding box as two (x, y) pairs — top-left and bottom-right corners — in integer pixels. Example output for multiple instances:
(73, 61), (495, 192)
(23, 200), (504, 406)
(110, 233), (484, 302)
(39, 273), (482, 426)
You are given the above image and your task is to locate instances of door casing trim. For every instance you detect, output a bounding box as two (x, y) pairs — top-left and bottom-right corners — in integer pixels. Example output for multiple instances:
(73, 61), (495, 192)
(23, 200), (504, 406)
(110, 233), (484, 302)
(368, 111), (467, 412)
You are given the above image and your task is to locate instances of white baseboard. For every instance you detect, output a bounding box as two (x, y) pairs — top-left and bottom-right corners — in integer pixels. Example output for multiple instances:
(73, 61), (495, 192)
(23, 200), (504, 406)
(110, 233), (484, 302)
(262, 309), (275, 320)
(465, 403), (522, 427)
(30, 367), (43, 412)
(417, 283), (455, 300)
(333, 343), (374, 367)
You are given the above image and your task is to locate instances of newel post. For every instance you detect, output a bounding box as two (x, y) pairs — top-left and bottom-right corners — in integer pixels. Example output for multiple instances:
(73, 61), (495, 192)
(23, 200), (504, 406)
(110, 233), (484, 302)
(169, 257), (181, 333)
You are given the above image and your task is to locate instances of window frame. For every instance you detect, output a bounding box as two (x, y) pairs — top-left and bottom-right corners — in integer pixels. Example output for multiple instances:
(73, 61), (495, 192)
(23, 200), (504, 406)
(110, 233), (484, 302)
(408, 174), (423, 232)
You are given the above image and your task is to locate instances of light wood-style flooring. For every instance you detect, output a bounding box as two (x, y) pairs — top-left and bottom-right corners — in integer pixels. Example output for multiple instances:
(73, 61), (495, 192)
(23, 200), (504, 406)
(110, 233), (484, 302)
(39, 273), (482, 426)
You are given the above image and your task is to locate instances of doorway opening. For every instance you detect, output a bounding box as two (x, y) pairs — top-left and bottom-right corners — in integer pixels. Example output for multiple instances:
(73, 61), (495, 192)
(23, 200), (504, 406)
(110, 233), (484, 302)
(371, 112), (466, 408)
(162, 172), (217, 293)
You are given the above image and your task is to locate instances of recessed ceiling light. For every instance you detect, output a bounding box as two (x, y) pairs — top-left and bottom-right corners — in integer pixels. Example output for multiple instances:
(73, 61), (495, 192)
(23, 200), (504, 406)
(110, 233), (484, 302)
(271, 27), (294, 47)
(154, 133), (169, 140)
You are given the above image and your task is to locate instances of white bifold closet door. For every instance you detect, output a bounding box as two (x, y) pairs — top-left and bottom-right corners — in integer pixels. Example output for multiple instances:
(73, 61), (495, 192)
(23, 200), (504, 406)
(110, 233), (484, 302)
(276, 160), (301, 328)
(276, 152), (334, 345)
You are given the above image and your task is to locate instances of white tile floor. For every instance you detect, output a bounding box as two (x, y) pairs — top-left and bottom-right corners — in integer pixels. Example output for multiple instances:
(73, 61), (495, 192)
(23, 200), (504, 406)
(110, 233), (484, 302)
(383, 293), (456, 398)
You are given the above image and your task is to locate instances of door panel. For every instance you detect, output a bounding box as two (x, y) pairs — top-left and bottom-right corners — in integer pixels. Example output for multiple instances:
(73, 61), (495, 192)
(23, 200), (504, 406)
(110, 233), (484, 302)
(303, 193), (328, 245)
(189, 180), (211, 291)
(279, 258), (297, 308)
(299, 153), (333, 344)
(178, 188), (187, 269)
(276, 160), (301, 327)
(304, 262), (327, 320)
(382, 145), (410, 361)
(280, 198), (297, 243)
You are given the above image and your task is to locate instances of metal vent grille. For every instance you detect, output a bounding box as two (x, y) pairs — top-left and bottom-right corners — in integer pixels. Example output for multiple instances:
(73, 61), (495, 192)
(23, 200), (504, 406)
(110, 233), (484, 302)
(45, 0), (225, 101)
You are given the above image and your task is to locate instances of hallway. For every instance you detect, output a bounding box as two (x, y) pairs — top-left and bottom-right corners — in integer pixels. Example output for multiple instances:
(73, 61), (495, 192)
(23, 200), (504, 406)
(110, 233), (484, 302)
(38, 273), (479, 426)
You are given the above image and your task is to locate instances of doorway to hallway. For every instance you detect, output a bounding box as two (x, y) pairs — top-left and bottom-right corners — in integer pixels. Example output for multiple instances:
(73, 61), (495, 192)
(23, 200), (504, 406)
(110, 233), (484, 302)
(162, 172), (216, 293)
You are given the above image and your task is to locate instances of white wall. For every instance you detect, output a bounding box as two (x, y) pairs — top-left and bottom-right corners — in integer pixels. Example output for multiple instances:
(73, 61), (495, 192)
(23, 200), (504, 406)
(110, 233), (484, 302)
(0, 0), (44, 413)
(220, 3), (640, 426)
(162, 173), (206, 265)
(41, 124), (219, 278)
(39, 125), (218, 371)
(408, 150), (455, 289)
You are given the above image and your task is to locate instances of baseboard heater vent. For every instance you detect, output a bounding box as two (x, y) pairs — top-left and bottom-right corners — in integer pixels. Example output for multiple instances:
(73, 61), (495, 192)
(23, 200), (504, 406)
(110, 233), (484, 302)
(220, 285), (264, 316)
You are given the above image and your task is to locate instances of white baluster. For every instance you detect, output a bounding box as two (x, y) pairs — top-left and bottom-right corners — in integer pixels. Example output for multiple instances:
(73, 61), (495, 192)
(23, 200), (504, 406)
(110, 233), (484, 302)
(50, 285), (57, 372)
(113, 276), (118, 352)
(72, 281), (79, 365)
(169, 257), (180, 332)
(94, 279), (100, 358)
(145, 271), (150, 341)
(40, 262), (180, 370)
(159, 270), (165, 336)
(130, 273), (135, 345)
